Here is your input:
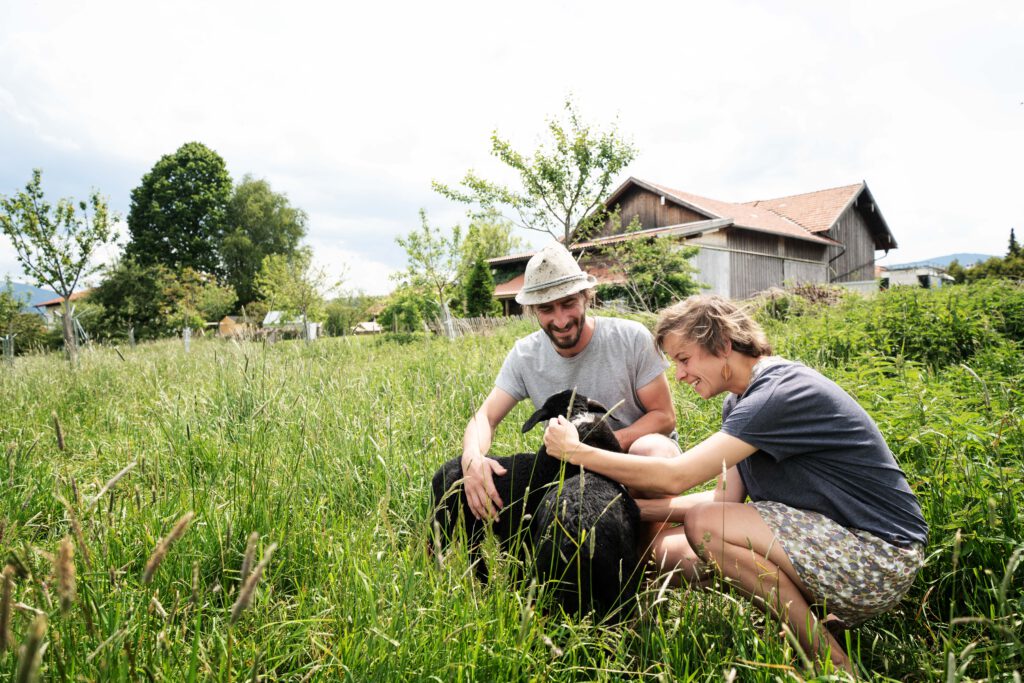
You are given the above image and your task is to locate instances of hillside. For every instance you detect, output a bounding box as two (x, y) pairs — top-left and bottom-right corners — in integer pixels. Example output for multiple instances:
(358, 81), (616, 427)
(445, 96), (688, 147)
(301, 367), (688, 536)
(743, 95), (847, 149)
(3, 281), (56, 310)
(886, 252), (996, 269)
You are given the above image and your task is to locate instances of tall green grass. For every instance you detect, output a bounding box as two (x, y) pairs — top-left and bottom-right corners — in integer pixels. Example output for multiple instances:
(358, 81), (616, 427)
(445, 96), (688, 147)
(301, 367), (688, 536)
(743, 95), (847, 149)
(1, 282), (1021, 680)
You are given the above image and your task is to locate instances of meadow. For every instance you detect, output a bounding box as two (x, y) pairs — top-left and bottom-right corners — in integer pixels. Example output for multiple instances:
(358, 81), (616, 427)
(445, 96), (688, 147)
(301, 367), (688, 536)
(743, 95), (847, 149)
(0, 281), (1022, 681)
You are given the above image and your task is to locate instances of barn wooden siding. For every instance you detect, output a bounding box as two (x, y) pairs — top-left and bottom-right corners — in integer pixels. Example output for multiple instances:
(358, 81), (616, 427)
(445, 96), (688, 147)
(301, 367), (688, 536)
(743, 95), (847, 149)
(724, 229), (829, 298)
(826, 207), (876, 282)
(602, 186), (705, 235)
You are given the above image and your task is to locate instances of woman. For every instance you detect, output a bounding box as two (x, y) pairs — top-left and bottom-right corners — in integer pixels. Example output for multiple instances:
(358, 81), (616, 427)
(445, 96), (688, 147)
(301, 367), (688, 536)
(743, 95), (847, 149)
(543, 295), (927, 671)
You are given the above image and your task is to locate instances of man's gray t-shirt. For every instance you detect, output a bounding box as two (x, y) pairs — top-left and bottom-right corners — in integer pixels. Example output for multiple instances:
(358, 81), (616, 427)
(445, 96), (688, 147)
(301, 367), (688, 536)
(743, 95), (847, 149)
(722, 359), (928, 548)
(495, 316), (669, 431)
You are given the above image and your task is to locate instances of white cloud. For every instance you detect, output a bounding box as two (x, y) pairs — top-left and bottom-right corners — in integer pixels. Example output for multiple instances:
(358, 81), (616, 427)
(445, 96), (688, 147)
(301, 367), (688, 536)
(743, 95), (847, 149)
(2, 0), (1021, 292)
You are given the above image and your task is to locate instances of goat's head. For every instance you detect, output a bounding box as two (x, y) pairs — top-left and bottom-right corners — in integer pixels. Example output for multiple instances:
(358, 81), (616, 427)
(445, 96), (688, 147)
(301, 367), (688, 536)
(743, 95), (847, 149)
(520, 389), (610, 436)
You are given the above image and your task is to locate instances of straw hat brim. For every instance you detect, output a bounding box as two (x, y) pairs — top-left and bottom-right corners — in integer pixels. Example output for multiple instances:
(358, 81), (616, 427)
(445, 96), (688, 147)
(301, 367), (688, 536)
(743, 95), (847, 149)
(515, 274), (597, 305)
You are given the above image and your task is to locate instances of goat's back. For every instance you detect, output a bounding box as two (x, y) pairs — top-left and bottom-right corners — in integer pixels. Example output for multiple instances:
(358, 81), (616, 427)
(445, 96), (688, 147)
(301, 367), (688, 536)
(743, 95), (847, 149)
(531, 471), (643, 621)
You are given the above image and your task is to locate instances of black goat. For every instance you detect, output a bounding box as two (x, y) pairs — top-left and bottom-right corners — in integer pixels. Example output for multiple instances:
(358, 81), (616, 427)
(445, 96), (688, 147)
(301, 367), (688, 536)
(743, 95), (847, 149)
(531, 471), (643, 621)
(429, 389), (615, 582)
(430, 389), (643, 621)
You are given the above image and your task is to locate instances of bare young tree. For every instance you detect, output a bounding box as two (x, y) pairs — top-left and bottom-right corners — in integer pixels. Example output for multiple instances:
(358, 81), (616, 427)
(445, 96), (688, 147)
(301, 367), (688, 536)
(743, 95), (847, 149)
(433, 98), (636, 244)
(1, 170), (117, 362)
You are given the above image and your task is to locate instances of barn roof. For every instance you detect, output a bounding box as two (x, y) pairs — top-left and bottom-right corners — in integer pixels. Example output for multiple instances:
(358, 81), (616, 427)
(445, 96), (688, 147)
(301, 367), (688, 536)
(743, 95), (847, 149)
(604, 178), (837, 246)
(744, 183), (864, 233)
(602, 177), (895, 250)
(746, 182), (897, 250)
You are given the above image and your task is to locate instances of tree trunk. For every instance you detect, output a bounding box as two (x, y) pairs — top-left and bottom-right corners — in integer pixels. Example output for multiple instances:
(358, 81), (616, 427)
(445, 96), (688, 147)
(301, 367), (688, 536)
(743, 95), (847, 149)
(61, 298), (78, 363)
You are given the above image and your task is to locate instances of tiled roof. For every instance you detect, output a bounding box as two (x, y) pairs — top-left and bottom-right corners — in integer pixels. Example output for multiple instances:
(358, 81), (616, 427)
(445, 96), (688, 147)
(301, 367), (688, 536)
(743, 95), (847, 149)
(647, 182), (837, 245)
(34, 289), (92, 308)
(494, 273), (525, 298)
(745, 183), (864, 234)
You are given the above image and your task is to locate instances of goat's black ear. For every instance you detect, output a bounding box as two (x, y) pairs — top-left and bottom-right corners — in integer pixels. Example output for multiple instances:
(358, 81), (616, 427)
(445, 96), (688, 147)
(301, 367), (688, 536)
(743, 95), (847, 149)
(586, 398), (608, 415)
(521, 407), (549, 433)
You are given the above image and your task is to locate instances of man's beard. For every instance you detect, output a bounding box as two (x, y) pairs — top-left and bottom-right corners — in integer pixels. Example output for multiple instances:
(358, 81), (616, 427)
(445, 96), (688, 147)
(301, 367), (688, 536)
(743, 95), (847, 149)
(543, 310), (586, 349)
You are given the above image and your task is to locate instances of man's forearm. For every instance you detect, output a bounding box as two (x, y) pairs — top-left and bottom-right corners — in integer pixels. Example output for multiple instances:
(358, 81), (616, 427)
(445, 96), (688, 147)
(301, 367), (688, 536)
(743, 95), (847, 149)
(461, 412), (494, 469)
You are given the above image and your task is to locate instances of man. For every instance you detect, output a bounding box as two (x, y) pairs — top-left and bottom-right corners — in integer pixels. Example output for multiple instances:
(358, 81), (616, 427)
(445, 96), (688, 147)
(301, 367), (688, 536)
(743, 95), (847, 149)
(461, 241), (679, 521)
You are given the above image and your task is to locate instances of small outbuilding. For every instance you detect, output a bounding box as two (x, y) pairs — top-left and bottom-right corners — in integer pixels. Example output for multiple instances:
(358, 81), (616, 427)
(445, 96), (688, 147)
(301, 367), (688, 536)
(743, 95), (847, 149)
(352, 321), (383, 335)
(879, 265), (953, 289)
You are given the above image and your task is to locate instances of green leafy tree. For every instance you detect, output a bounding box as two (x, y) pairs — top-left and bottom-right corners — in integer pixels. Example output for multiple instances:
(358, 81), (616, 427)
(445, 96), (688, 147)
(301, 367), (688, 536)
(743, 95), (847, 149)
(92, 258), (175, 339)
(0, 280), (23, 329)
(223, 175), (308, 306)
(324, 292), (376, 336)
(256, 248), (335, 341)
(4, 312), (48, 353)
(463, 256), (500, 317)
(166, 268), (237, 330)
(0, 169), (117, 361)
(459, 211), (523, 264)
(946, 259), (967, 284)
(93, 259), (236, 339)
(378, 285), (436, 332)
(125, 141), (232, 274)
(955, 231), (1024, 284)
(596, 213), (703, 311)
(393, 210), (462, 335)
(452, 212), (520, 315)
(434, 98), (637, 243)
(0, 285), (50, 355)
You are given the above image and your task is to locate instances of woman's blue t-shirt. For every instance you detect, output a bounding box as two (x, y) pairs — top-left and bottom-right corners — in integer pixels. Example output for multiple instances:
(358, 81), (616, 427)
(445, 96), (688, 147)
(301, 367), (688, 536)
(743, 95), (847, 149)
(722, 359), (928, 548)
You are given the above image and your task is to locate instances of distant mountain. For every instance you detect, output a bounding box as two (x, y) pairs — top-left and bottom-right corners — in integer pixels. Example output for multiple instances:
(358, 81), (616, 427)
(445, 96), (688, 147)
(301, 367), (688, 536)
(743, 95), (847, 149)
(2, 281), (56, 312)
(886, 253), (997, 269)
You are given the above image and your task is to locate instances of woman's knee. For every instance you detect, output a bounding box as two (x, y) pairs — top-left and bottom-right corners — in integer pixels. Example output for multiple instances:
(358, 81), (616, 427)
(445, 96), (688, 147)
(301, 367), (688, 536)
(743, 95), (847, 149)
(682, 502), (720, 555)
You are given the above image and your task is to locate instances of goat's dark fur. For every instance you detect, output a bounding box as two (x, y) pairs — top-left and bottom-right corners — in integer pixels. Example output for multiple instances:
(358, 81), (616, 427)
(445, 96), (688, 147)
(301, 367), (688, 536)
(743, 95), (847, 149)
(531, 472), (642, 621)
(430, 389), (642, 620)
(430, 390), (608, 579)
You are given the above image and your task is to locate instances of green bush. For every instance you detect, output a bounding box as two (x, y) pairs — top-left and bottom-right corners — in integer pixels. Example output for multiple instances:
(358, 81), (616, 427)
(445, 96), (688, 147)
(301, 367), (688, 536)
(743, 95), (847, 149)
(776, 282), (1022, 369)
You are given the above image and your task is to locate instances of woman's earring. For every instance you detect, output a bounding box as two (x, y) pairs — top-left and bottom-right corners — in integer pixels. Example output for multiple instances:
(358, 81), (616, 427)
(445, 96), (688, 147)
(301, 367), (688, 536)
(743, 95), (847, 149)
(721, 360), (732, 382)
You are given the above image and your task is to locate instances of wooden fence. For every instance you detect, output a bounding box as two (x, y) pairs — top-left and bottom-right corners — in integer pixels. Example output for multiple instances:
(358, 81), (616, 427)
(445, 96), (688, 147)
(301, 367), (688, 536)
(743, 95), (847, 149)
(424, 315), (525, 337)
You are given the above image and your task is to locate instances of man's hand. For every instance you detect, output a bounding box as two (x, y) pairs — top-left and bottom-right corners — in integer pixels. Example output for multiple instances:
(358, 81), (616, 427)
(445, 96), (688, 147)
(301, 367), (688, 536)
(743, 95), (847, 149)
(543, 416), (581, 462)
(462, 456), (507, 521)
(460, 388), (518, 521)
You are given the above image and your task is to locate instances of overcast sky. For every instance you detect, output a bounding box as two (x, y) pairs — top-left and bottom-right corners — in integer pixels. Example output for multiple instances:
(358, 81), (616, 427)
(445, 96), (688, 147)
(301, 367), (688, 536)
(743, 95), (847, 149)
(2, 0), (1021, 295)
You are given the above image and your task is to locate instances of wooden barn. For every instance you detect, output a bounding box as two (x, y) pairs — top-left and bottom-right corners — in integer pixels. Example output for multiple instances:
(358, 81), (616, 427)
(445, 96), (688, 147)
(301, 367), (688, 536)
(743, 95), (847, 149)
(491, 177), (897, 311)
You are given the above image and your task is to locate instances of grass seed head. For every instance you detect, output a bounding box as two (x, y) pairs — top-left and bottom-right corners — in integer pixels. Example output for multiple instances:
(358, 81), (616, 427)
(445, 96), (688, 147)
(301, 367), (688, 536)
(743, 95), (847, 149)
(142, 511), (196, 584)
(90, 460), (137, 510)
(58, 495), (91, 571)
(240, 532), (259, 584)
(15, 613), (47, 683)
(1, 564), (14, 652)
(52, 411), (64, 451)
(56, 537), (76, 612)
(190, 561), (200, 606)
(230, 542), (277, 625)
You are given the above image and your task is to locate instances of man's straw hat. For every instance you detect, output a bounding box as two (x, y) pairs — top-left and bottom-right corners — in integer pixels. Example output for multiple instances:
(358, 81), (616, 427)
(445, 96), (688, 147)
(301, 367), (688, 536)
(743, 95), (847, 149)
(515, 242), (597, 305)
